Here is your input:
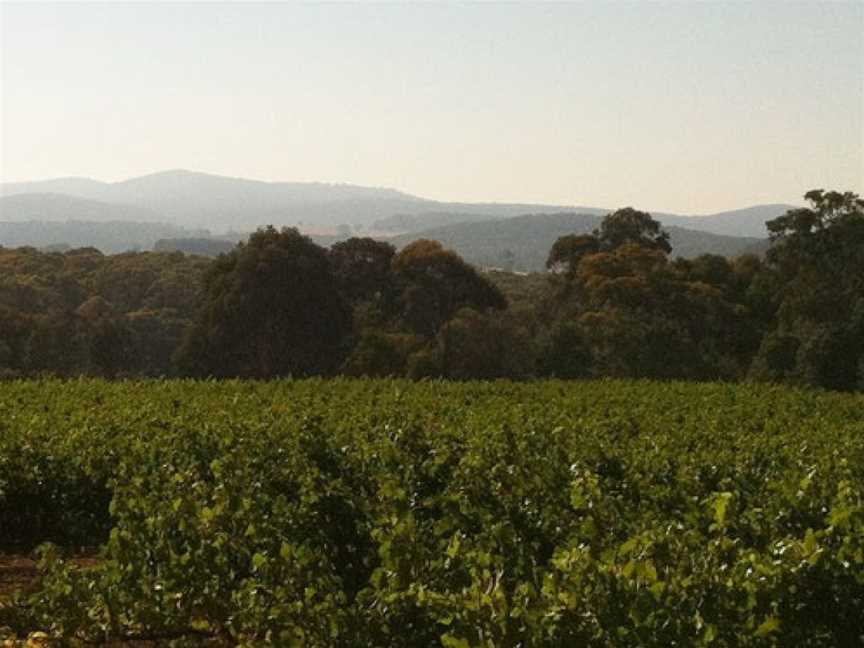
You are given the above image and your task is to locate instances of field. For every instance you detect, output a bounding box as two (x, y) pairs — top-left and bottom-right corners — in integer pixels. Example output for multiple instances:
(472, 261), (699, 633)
(1, 379), (862, 646)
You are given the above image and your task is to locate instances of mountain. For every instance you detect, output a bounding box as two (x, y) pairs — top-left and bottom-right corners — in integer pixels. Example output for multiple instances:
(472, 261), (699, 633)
(0, 220), (200, 254)
(389, 213), (765, 272)
(0, 170), (626, 232)
(1, 169), (798, 237)
(0, 177), (111, 199)
(153, 237), (239, 257)
(0, 170), (596, 231)
(656, 204), (797, 239)
(372, 207), (609, 233)
(374, 203), (797, 239)
(101, 170), (430, 230)
(0, 193), (163, 223)
(1, 170), (428, 230)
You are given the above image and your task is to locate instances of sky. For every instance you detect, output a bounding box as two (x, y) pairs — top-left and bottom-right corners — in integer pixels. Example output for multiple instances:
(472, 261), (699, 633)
(0, 1), (862, 214)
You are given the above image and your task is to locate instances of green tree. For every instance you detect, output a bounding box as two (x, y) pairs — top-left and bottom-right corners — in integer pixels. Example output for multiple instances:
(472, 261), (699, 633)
(390, 240), (507, 337)
(340, 330), (422, 377)
(436, 307), (534, 380)
(537, 321), (591, 379)
(87, 317), (136, 377)
(593, 207), (672, 253)
(752, 190), (864, 390)
(542, 242), (752, 380)
(176, 226), (352, 378)
(0, 305), (30, 377)
(545, 234), (600, 277)
(329, 237), (396, 303)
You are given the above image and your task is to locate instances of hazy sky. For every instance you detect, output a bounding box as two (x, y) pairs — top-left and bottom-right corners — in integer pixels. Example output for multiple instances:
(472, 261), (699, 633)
(1, 2), (862, 213)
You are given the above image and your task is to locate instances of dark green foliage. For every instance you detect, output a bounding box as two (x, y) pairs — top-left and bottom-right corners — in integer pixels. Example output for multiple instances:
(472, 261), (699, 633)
(752, 190), (864, 391)
(87, 317), (136, 376)
(545, 233), (600, 276)
(436, 308), (534, 380)
(0, 246), (209, 378)
(593, 206), (673, 254)
(537, 322), (592, 378)
(0, 189), (861, 389)
(543, 237), (755, 380)
(748, 333), (800, 382)
(390, 239), (507, 336)
(341, 330), (418, 377)
(540, 194), (862, 388)
(329, 237), (396, 303)
(176, 227), (352, 378)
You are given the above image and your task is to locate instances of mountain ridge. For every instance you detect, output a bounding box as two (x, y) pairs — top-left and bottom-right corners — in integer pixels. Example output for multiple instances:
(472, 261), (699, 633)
(1, 169), (798, 238)
(0, 192), (165, 223)
(388, 212), (766, 272)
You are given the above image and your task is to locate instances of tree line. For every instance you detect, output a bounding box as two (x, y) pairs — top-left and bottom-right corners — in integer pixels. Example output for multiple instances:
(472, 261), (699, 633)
(0, 189), (861, 391)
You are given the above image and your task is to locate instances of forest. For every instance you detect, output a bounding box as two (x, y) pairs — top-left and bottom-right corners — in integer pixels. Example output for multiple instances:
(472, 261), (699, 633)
(0, 189), (862, 392)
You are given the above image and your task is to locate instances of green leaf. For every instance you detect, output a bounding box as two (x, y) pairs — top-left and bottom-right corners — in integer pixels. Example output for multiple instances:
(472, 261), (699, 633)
(755, 616), (781, 637)
(714, 492), (733, 526)
(441, 634), (472, 648)
(252, 551), (268, 571)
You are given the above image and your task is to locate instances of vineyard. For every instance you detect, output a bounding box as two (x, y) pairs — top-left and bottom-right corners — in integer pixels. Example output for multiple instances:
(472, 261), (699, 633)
(0, 379), (862, 646)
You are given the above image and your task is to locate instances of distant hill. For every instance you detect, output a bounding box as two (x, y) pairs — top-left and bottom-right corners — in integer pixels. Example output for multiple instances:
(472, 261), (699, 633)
(0, 170), (587, 231)
(376, 205), (797, 239)
(0, 193), (164, 223)
(372, 208), (609, 233)
(1, 169), (798, 237)
(153, 237), (239, 257)
(1, 170), (427, 230)
(389, 213), (765, 272)
(0, 176), (112, 199)
(0, 220), (205, 254)
(656, 204), (797, 239)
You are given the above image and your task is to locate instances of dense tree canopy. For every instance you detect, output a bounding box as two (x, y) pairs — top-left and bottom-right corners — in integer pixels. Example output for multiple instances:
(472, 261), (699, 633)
(0, 246), (208, 377)
(176, 227), (352, 378)
(329, 237), (395, 303)
(545, 234), (600, 276)
(752, 190), (864, 390)
(390, 239), (507, 337)
(542, 209), (764, 381)
(1, 190), (861, 390)
(593, 207), (673, 253)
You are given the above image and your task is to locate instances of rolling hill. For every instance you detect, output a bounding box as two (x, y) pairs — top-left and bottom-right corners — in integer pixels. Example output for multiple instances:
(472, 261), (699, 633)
(655, 204), (797, 239)
(1, 170), (429, 230)
(389, 213), (765, 272)
(0, 220), (200, 254)
(0, 193), (164, 223)
(2, 170), (798, 236)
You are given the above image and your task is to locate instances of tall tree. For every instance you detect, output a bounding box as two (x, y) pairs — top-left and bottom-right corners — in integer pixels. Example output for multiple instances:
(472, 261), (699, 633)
(593, 207), (672, 254)
(390, 240), (506, 337)
(752, 190), (864, 390)
(176, 227), (352, 378)
(329, 237), (396, 303)
(546, 234), (600, 277)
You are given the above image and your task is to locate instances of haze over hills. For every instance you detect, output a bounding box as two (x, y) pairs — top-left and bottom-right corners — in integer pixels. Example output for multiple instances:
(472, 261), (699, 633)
(1, 170), (428, 231)
(375, 204), (793, 239)
(0, 193), (164, 223)
(654, 204), (800, 239)
(1, 170), (797, 234)
(0, 220), (198, 254)
(0, 170), (800, 258)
